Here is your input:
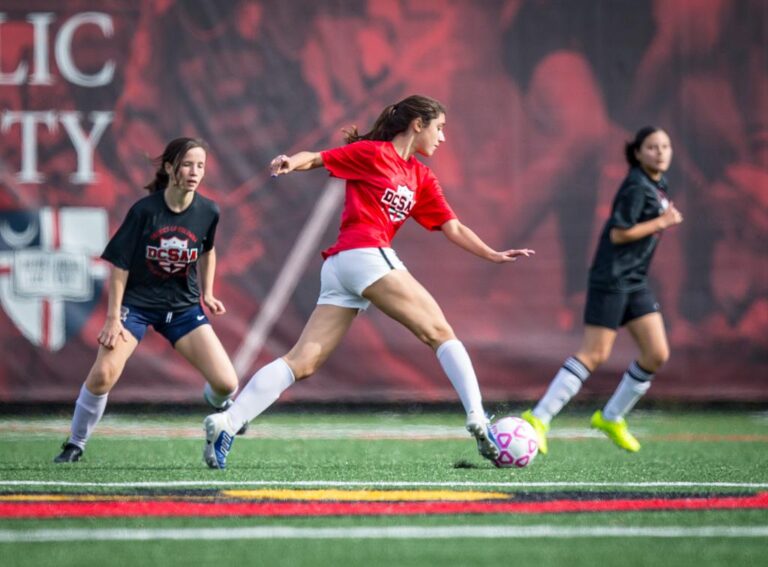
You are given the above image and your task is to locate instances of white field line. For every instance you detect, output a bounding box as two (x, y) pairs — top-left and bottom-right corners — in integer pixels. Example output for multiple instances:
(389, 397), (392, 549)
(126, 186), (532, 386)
(0, 525), (766, 542)
(0, 420), (612, 440)
(2, 480), (768, 489)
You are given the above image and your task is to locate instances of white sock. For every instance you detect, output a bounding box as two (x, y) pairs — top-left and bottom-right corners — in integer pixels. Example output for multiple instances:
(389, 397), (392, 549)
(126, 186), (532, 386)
(203, 382), (237, 409)
(436, 339), (484, 416)
(69, 384), (108, 449)
(602, 361), (653, 421)
(226, 358), (295, 431)
(533, 356), (590, 424)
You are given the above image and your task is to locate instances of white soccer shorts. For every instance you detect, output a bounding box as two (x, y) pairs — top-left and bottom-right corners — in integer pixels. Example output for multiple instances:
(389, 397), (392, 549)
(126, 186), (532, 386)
(317, 247), (407, 310)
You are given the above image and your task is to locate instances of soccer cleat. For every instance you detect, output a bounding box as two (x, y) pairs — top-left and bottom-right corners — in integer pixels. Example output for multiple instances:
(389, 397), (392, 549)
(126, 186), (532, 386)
(466, 412), (500, 461)
(521, 409), (549, 455)
(53, 442), (83, 463)
(203, 412), (236, 469)
(205, 397), (249, 436)
(590, 410), (641, 452)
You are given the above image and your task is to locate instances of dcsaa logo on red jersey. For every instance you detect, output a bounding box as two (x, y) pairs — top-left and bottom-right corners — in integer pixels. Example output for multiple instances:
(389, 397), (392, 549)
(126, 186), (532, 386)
(382, 184), (415, 222)
(0, 207), (109, 351)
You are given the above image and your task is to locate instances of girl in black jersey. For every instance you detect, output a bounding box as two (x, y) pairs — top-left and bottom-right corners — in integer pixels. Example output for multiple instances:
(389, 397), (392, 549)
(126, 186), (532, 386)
(522, 127), (683, 454)
(54, 138), (240, 463)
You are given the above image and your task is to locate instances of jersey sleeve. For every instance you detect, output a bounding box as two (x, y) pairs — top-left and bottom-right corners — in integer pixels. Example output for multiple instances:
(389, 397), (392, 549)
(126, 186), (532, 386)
(321, 141), (379, 180)
(101, 204), (143, 269)
(410, 168), (457, 231)
(610, 183), (647, 229)
(202, 202), (220, 253)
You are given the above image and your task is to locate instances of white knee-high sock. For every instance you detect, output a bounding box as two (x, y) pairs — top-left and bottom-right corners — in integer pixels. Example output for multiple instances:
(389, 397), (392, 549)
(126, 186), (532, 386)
(436, 339), (484, 416)
(603, 361), (653, 421)
(203, 382), (237, 409)
(69, 384), (108, 449)
(533, 356), (590, 424)
(226, 358), (295, 431)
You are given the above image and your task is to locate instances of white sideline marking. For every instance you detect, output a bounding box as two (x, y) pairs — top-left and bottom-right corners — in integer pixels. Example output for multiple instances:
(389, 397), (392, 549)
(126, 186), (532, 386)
(2, 480), (768, 489)
(232, 179), (344, 376)
(0, 525), (766, 542)
(0, 420), (619, 440)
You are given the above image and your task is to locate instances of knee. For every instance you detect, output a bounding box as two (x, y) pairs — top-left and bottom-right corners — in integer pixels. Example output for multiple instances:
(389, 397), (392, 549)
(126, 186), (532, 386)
(87, 360), (122, 394)
(418, 322), (455, 350)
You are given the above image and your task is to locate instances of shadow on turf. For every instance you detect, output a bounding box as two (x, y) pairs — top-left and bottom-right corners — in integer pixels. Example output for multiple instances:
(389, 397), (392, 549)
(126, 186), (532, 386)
(453, 459), (482, 469)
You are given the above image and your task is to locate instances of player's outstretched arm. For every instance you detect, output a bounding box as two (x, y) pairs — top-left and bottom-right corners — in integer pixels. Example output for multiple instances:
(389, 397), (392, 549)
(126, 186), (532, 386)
(269, 151), (323, 177)
(441, 219), (535, 264)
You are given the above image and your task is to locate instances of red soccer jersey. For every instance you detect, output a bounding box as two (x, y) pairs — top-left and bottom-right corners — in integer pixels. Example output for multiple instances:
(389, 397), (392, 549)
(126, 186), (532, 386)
(320, 140), (457, 258)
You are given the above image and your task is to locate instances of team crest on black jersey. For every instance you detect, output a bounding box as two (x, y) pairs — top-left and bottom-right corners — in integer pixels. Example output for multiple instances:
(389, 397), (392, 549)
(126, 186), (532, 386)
(146, 231), (199, 275)
(382, 184), (415, 222)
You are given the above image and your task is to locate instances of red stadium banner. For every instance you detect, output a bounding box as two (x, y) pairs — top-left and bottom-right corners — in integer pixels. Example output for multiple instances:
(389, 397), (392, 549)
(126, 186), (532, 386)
(0, 0), (766, 404)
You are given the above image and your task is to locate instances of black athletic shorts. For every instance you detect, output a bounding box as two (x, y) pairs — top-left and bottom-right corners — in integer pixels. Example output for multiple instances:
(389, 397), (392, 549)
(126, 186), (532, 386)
(583, 287), (660, 330)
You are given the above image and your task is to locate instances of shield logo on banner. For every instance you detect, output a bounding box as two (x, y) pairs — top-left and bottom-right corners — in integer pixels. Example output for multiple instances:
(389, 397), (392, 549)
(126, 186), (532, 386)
(0, 207), (109, 351)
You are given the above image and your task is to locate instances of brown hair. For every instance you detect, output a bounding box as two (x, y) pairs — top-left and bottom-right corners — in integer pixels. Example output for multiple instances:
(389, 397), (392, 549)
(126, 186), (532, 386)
(625, 126), (664, 168)
(144, 137), (208, 193)
(343, 95), (446, 144)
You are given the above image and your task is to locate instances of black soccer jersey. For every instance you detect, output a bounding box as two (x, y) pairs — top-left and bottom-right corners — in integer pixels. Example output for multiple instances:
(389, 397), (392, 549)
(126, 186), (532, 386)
(588, 167), (670, 292)
(101, 191), (220, 310)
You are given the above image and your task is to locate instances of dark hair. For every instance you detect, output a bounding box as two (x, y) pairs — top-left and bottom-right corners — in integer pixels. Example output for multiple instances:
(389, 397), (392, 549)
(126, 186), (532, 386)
(624, 126), (663, 167)
(343, 95), (446, 144)
(144, 137), (208, 193)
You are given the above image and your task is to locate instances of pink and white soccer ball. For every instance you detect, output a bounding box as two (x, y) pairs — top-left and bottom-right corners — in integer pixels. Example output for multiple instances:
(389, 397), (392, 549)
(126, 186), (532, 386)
(490, 416), (539, 468)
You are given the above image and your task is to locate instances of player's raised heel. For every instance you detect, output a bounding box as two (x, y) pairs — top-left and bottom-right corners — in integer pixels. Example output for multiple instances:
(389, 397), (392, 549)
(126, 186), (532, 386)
(590, 410), (641, 452)
(521, 410), (549, 455)
(53, 441), (83, 463)
(203, 413), (236, 469)
(466, 413), (500, 461)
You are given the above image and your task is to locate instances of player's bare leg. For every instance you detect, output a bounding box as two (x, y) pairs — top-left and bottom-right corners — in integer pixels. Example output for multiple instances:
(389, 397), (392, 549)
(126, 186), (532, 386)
(55, 336), (139, 463)
(364, 270), (499, 461)
(204, 306), (357, 469)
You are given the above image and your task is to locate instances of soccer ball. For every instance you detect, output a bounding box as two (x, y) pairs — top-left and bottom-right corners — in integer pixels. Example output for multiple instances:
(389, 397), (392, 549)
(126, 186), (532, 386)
(490, 416), (539, 468)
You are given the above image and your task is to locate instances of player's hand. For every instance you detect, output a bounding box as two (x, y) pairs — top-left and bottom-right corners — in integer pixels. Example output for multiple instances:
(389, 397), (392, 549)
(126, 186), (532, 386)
(269, 154), (291, 177)
(204, 295), (226, 315)
(659, 203), (683, 229)
(97, 316), (129, 349)
(490, 248), (536, 263)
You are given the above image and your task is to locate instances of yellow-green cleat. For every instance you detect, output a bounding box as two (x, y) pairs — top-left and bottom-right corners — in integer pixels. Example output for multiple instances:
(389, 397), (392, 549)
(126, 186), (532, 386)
(590, 410), (641, 452)
(521, 409), (549, 455)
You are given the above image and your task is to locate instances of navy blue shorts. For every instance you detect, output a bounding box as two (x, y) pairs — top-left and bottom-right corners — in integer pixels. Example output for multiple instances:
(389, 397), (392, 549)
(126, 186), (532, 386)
(120, 304), (209, 345)
(584, 287), (660, 330)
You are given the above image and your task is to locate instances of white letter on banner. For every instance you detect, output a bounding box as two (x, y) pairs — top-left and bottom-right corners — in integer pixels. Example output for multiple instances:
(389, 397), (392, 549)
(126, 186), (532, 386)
(59, 111), (114, 184)
(28, 13), (54, 85)
(55, 12), (115, 87)
(1, 111), (58, 183)
(0, 13), (28, 85)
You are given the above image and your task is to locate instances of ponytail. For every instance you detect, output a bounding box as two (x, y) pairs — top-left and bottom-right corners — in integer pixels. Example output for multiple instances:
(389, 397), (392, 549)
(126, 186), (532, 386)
(343, 95), (446, 144)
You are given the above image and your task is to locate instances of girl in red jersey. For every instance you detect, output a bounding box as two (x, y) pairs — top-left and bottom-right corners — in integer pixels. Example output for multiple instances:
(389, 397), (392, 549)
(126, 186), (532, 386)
(54, 138), (241, 463)
(203, 95), (534, 469)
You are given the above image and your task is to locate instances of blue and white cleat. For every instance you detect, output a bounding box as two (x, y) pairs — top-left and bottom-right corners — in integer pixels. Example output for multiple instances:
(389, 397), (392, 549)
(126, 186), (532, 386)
(466, 411), (500, 461)
(203, 412), (236, 469)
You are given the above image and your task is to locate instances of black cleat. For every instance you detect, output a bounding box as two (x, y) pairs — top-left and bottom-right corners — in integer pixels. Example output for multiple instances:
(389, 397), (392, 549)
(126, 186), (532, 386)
(53, 442), (83, 463)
